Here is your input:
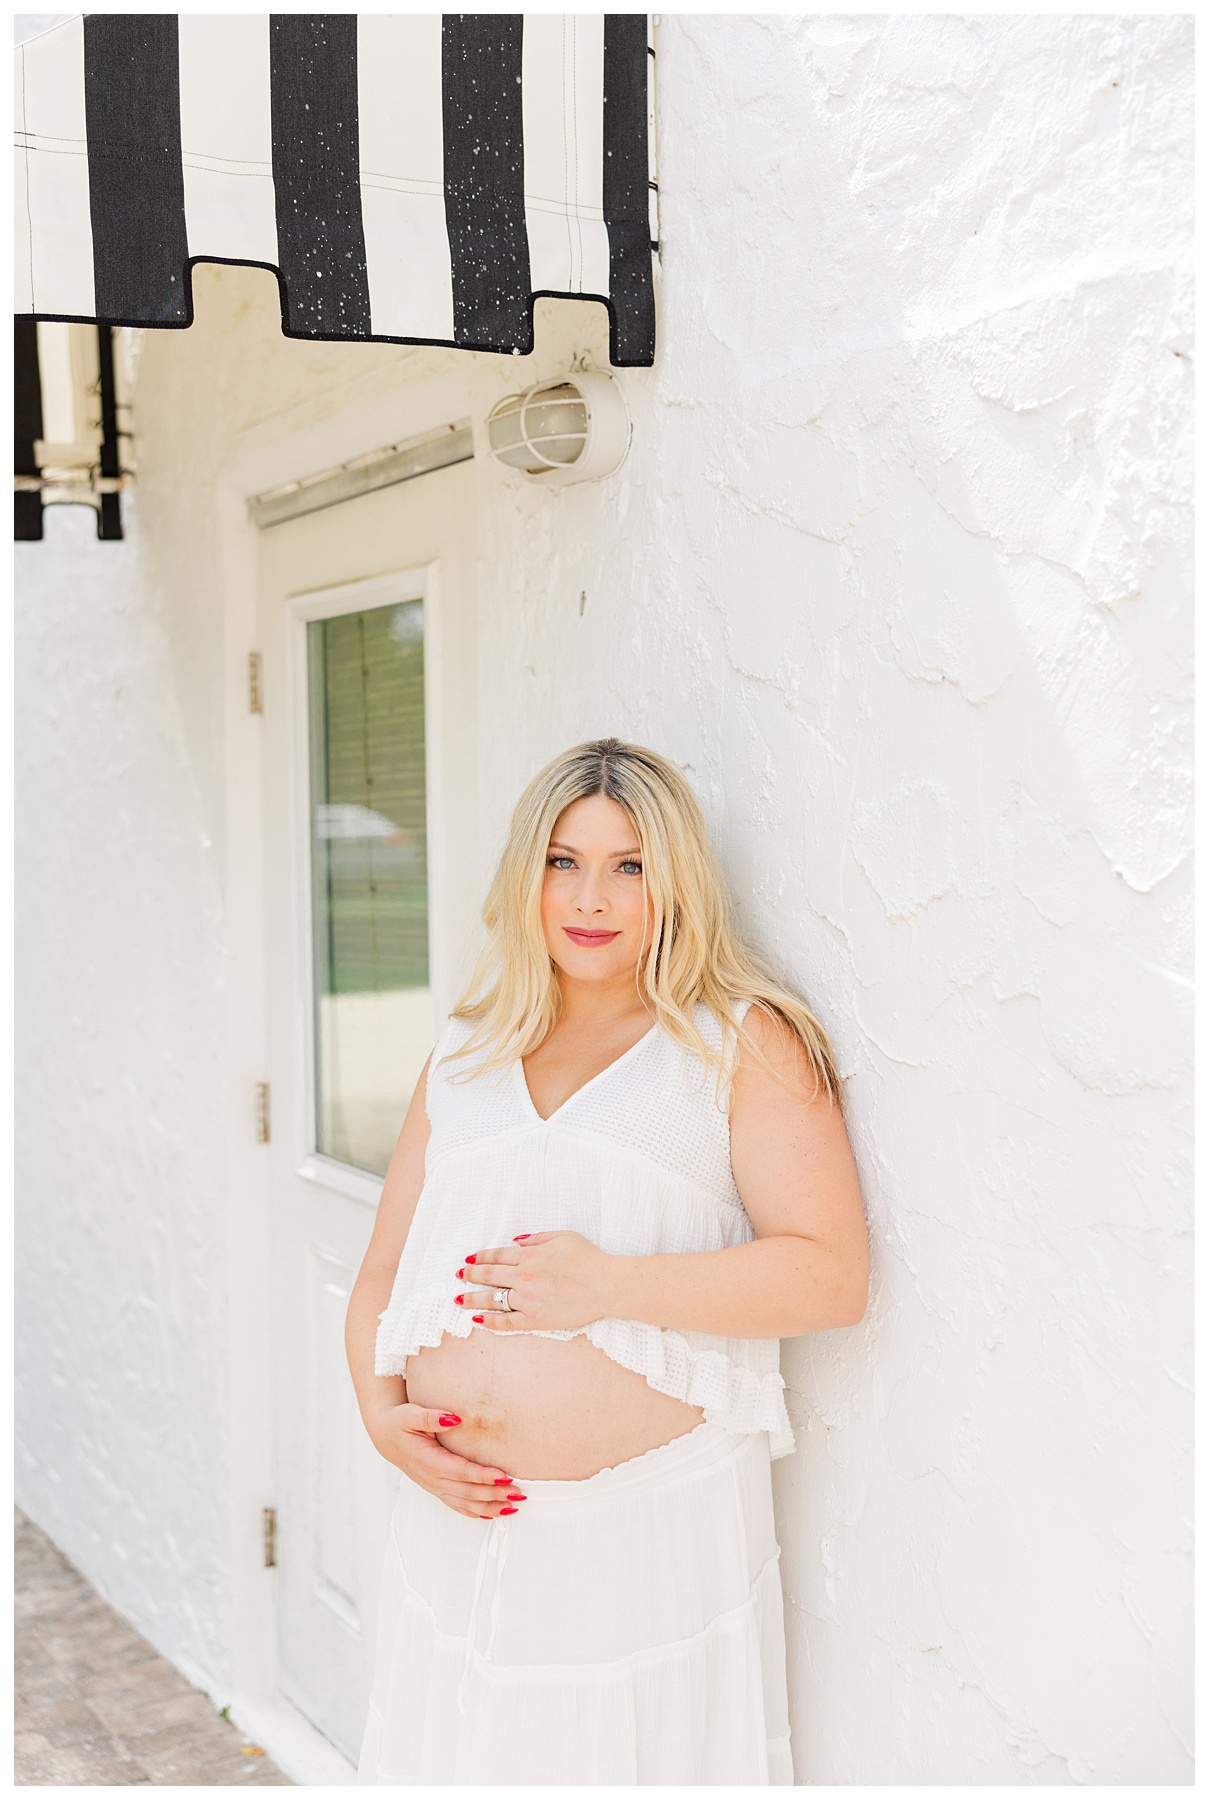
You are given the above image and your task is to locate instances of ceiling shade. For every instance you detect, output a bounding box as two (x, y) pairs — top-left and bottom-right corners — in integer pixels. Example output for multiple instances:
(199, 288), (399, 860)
(14, 13), (656, 367)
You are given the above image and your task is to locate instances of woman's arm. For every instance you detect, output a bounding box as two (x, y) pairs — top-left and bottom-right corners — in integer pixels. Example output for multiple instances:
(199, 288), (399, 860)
(462, 1008), (869, 1340)
(346, 1058), (522, 1518)
(345, 1058), (431, 1428)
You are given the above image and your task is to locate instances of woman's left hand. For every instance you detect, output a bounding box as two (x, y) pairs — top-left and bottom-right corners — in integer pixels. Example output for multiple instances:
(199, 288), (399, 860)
(454, 1232), (616, 1332)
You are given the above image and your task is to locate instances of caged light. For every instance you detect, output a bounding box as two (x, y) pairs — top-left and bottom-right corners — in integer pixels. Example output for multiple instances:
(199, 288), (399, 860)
(486, 373), (630, 486)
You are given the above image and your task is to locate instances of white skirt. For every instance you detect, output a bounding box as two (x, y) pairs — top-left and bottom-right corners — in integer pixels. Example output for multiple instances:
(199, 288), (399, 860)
(357, 1422), (793, 1785)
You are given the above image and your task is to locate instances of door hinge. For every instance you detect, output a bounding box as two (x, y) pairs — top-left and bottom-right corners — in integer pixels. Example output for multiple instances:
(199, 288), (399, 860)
(263, 1506), (277, 1568)
(248, 651), (263, 714)
(254, 1081), (271, 1144)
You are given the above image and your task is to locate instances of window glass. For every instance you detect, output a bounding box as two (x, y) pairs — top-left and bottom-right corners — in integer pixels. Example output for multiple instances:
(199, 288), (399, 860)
(307, 599), (430, 1174)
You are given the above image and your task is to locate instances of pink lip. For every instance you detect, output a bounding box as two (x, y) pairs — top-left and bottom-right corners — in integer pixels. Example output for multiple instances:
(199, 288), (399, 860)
(563, 928), (621, 946)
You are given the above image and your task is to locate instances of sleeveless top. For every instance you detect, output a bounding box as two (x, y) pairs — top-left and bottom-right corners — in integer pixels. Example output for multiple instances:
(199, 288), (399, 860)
(375, 1003), (795, 1460)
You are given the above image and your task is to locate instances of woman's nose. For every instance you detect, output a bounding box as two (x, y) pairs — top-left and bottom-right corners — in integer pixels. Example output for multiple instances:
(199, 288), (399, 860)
(575, 873), (607, 913)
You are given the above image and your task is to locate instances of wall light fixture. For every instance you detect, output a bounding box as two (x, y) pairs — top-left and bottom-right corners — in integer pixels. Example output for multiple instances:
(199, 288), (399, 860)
(486, 373), (630, 486)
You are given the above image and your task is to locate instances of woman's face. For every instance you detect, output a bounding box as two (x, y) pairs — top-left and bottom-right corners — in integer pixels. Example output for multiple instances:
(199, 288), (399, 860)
(540, 794), (651, 990)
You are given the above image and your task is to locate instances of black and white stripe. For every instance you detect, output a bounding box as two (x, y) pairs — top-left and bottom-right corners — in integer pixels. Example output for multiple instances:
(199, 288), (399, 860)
(15, 13), (656, 366)
(442, 16), (531, 351)
(270, 15), (371, 337)
(83, 15), (190, 325)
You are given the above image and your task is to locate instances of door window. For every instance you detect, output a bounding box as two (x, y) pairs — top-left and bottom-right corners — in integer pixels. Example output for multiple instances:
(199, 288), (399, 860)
(307, 598), (430, 1175)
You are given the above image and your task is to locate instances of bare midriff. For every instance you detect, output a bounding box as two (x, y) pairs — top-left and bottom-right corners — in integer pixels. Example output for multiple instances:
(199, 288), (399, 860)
(405, 1330), (705, 1481)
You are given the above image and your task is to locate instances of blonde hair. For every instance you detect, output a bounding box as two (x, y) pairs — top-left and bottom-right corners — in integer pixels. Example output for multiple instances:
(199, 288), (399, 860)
(452, 738), (839, 1101)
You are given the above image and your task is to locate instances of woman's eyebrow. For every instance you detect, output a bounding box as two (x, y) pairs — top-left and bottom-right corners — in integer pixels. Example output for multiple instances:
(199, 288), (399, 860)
(548, 840), (642, 857)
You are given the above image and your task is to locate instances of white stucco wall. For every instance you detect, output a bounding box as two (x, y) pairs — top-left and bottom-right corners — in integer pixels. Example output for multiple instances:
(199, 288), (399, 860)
(16, 13), (1191, 1782)
(16, 504), (232, 1687)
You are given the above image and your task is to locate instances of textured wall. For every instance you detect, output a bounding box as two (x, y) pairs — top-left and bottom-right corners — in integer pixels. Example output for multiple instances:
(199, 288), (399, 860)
(15, 506), (232, 1687)
(468, 16), (1193, 1781)
(16, 13), (1191, 1780)
(633, 18), (1194, 1783)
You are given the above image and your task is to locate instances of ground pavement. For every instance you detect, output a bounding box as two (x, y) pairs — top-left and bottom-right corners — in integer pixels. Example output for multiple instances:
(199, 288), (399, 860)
(15, 1510), (291, 1786)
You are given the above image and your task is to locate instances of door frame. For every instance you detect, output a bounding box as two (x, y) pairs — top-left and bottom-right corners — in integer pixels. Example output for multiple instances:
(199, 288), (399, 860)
(213, 370), (479, 1781)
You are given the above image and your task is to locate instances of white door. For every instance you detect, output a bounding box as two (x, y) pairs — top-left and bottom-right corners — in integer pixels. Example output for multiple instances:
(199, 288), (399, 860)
(258, 458), (478, 1761)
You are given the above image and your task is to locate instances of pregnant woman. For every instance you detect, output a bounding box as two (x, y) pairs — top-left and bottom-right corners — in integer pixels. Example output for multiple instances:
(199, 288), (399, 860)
(347, 738), (867, 1785)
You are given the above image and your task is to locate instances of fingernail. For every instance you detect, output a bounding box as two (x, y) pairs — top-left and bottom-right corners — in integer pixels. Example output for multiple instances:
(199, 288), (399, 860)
(464, 1254), (477, 1264)
(457, 1267), (466, 1278)
(472, 1314), (484, 1324)
(479, 1515), (493, 1521)
(513, 1234), (530, 1242)
(454, 1294), (464, 1305)
(506, 1493), (526, 1501)
(438, 1414), (461, 1427)
(493, 1477), (514, 1486)
(500, 1507), (518, 1516)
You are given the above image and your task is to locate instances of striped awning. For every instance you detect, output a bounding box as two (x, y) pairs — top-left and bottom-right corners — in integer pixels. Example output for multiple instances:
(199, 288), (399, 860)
(14, 14), (656, 366)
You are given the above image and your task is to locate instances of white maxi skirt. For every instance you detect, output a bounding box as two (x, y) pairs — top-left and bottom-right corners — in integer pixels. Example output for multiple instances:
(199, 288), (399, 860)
(357, 1422), (793, 1785)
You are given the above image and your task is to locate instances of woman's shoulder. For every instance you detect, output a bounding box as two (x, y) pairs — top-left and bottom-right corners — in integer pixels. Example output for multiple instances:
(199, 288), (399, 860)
(424, 1015), (527, 1143)
(425, 1015), (497, 1103)
(431, 1013), (479, 1064)
(733, 998), (790, 1050)
(676, 997), (765, 1070)
(731, 1000), (831, 1107)
(686, 996), (752, 1043)
(687, 997), (816, 1100)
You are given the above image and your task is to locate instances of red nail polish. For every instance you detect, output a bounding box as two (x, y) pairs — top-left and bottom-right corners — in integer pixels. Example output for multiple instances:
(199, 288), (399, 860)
(479, 1515), (492, 1521)
(464, 1254), (477, 1264)
(493, 1477), (514, 1486)
(438, 1414), (461, 1427)
(472, 1314), (484, 1324)
(454, 1294), (464, 1305)
(457, 1267), (466, 1279)
(506, 1493), (525, 1501)
(500, 1507), (518, 1516)
(513, 1234), (530, 1242)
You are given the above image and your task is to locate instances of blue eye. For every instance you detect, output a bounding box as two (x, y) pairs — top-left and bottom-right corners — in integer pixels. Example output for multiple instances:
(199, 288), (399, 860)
(619, 860), (642, 876)
(548, 856), (575, 870)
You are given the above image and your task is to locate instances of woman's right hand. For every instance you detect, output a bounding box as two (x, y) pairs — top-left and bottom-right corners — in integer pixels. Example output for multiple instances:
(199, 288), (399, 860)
(367, 1402), (526, 1521)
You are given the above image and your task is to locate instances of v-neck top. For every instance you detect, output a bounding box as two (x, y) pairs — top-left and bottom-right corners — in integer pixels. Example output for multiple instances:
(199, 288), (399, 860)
(375, 1004), (795, 1459)
(516, 1021), (658, 1123)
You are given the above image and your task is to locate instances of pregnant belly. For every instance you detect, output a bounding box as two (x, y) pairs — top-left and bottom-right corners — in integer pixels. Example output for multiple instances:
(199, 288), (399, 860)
(405, 1329), (704, 1480)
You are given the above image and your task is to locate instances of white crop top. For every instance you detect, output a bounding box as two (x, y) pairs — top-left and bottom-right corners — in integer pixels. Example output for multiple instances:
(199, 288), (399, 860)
(375, 1004), (795, 1459)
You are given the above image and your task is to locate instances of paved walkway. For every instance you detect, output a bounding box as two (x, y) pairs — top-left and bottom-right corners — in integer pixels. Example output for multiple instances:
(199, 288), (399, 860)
(15, 1510), (291, 1786)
